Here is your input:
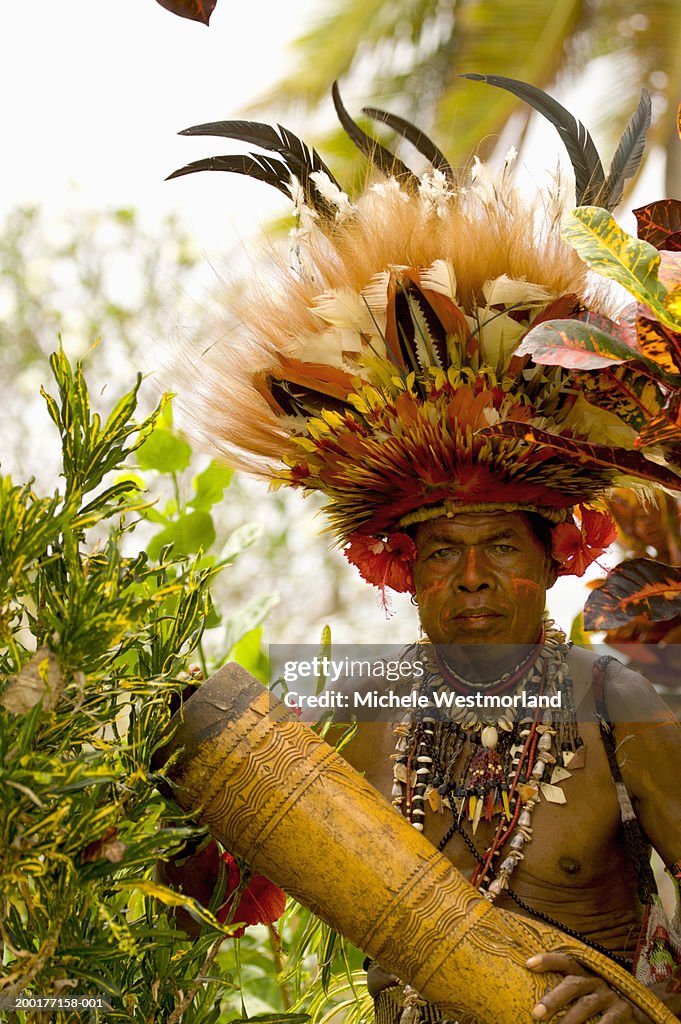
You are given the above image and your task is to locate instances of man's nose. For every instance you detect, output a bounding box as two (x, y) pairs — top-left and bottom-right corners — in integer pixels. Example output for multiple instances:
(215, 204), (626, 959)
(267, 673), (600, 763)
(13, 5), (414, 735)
(457, 547), (491, 591)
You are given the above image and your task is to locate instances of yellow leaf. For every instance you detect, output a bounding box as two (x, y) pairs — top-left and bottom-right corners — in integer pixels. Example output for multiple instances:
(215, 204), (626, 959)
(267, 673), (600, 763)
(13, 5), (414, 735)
(119, 879), (239, 935)
(664, 285), (681, 320)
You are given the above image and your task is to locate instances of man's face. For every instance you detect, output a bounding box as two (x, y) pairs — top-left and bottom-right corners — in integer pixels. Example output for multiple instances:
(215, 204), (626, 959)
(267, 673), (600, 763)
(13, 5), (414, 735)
(413, 511), (556, 648)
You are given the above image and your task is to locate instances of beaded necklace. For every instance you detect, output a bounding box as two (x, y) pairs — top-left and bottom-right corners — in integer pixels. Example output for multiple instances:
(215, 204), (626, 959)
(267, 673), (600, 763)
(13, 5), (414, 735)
(391, 620), (583, 901)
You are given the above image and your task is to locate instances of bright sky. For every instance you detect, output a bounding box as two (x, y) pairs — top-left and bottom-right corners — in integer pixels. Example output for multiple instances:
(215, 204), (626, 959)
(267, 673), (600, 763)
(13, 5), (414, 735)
(1, 0), (314, 249)
(0, 1), (620, 632)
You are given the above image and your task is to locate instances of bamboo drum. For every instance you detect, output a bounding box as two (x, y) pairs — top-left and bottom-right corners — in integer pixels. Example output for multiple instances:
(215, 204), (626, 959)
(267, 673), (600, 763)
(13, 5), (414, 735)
(157, 664), (673, 1024)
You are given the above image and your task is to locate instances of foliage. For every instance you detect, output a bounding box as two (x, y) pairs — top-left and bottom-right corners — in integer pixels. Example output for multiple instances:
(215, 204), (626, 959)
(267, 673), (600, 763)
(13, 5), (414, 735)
(0, 349), (279, 1022)
(0, 204), (202, 484)
(0, 347), (374, 1023)
(515, 169), (681, 698)
(584, 557), (681, 630)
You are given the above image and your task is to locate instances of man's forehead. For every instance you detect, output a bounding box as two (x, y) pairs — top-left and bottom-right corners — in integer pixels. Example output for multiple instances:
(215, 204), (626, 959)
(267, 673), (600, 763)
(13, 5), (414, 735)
(416, 511), (532, 543)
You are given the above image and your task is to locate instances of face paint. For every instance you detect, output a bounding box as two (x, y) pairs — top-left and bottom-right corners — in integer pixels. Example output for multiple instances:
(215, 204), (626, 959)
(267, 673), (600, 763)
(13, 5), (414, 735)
(413, 511), (554, 650)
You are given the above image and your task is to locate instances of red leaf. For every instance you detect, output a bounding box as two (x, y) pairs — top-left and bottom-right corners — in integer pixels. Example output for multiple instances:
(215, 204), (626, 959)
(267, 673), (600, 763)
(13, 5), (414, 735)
(154, 0), (217, 25)
(661, 231), (681, 252)
(633, 199), (681, 248)
(584, 558), (681, 630)
(516, 316), (638, 370)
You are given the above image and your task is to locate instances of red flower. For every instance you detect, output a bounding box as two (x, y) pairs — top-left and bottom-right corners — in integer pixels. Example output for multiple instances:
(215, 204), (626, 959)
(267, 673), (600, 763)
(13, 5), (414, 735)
(551, 506), (617, 577)
(216, 852), (287, 936)
(344, 531), (417, 595)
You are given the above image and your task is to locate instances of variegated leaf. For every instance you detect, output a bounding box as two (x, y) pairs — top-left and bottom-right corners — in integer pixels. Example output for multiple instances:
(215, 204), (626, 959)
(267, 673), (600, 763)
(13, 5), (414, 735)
(635, 413), (681, 464)
(662, 231), (681, 252)
(584, 558), (681, 630)
(154, 0), (216, 24)
(574, 365), (664, 433)
(562, 207), (668, 312)
(516, 316), (638, 370)
(637, 314), (681, 375)
(481, 421), (681, 490)
(604, 615), (681, 692)
(633, 199), (681, 248)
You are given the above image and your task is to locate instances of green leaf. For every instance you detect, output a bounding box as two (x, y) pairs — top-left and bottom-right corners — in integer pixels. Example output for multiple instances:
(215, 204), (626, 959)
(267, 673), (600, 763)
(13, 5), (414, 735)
(568, 611), (592, 650)
(190, 462), (234, 509)
(220, 522), (264, 561)
(137, 428), (192, 474)
(226, 626), (269, 682)
(147, 510), (216, 560)
(223, 593), (279, 651)
(562, 207), (668, 312)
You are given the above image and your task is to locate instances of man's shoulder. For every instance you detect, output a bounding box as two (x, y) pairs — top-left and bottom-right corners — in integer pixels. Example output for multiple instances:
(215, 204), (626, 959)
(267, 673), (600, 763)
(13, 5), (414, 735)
(567, 644), (674, 724)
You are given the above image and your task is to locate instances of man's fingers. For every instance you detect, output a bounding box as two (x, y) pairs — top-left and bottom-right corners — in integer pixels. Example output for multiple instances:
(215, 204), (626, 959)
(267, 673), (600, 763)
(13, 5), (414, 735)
(559, 990), (629, 1024)
(527, 953), (589, 977)
(531, 975), (597, 1019)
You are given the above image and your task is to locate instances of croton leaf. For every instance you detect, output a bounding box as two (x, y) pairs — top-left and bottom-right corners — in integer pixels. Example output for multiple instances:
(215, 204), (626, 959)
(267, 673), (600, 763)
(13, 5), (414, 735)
(480, 421), (681, 490)
(154, 0), (217, 24)
(604, 614), (681, 691)
(662, 231), (681, 252)
(573, 364), (664, 434)
(562, 207), (669, 313)
(635, 413), (681, 467)
(584, 557), (681, 630)
(517, 315), (638, 370)
(633, 199), (681, 248)
(637, 314), (681, 375)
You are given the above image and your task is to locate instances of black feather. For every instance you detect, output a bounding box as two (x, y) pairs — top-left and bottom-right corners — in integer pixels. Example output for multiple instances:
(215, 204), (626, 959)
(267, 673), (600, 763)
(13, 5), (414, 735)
(461, 73), (606, 205)
(269, 379), (353, 419)
(600, 90), (652, 210)
(165, 153), (295, 200)
(362, 106), (455, 181)
(173, 120), (341, 216)
(332, 82), (420, 187)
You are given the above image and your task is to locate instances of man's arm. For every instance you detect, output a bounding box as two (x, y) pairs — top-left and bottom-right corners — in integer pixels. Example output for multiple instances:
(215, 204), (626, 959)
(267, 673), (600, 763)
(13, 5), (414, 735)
(525, 660), (681, 1022)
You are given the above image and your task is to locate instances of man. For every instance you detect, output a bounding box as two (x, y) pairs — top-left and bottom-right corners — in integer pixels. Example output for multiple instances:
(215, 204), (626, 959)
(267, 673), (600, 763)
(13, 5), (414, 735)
(168, 77), (681, 1020)
(339, 509), (681, 1022)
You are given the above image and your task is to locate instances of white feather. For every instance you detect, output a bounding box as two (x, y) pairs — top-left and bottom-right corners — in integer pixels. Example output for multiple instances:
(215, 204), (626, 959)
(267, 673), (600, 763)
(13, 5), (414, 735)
(420, 259), (458, 301)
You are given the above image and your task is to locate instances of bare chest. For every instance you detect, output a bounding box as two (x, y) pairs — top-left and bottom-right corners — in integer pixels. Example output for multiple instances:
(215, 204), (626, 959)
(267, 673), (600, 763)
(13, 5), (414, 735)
(345, 721), (630, 890)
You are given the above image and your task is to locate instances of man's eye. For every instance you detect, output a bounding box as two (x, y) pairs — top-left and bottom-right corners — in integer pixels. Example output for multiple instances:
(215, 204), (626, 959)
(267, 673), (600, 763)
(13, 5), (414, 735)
(429, 547), (455, 559)
(493, 544), (516, 554)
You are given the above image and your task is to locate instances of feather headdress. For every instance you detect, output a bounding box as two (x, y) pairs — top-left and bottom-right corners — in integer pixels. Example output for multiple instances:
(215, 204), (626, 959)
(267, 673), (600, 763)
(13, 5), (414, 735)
(169, 77), (681, 589)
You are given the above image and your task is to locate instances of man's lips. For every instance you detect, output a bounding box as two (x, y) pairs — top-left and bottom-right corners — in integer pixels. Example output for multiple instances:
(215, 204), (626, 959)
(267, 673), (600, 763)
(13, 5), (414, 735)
(453, 609), (501, 619)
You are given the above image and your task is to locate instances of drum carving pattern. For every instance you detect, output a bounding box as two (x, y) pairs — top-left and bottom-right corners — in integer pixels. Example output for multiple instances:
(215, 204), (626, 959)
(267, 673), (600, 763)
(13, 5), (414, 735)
(160, 663), (675, 1024)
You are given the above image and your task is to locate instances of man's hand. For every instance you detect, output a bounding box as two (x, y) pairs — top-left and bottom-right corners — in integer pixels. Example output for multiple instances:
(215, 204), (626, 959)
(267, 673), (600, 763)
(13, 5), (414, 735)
(526, 953), (636, 1022)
